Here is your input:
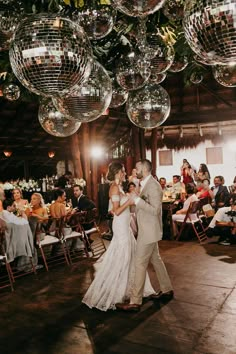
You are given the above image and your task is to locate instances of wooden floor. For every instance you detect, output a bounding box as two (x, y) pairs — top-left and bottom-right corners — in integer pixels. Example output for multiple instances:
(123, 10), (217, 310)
(1, 238), (236, 354)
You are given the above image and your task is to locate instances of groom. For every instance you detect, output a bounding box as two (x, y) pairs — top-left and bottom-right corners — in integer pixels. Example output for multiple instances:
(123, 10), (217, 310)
(116, 159), (173, 312)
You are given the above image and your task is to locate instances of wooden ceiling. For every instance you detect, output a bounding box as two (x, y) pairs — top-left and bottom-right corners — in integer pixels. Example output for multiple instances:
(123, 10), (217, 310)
(0, 70), (235, 179)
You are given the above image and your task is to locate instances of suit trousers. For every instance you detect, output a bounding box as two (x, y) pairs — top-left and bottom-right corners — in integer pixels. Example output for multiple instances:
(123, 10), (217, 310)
(130, 240), (173, 305)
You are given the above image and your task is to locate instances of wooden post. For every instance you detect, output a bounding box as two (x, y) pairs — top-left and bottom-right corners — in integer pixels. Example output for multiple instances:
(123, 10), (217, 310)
(132, 126), (141, 161)
(151, 128), (158, 176)
(139, 129), (146, 159)
(70, 133), (83, 178)
(90, 125), (98, 206)
(81, 124), (92, 198)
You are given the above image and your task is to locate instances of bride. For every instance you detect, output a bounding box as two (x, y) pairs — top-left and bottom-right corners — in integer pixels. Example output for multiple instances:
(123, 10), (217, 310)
(82, 162), (155, 311)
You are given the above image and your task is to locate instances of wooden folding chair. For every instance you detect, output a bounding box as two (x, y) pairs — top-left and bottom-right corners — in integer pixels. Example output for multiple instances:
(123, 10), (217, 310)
(63, 211), (90, 263)
(0, 225), (14, 292)
(35, 217), (70, 271)
(175, 201), (208, 244)
(81, 208), (106, 258)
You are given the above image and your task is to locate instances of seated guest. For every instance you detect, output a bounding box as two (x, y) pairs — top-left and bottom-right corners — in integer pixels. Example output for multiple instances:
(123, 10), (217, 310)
(211, 176), (230, 211)
(196, 179), (214, 202)
(229, 176), (236, 193)
(159, 177), (168, 191)
(169, 175), (185, 199)
(26, 193), (48, 222)
(72, 185), (96, 211)
(12, 187), (28, 210)
(194, 163), (211, 187)
(0, 198), (28, 225)
(50, 189), (69, 218)
(207, 194), (236, 245)
(172, 184), (199, 237)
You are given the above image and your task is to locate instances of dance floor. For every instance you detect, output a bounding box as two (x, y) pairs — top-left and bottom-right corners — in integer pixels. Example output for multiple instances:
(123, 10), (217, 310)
(1, 238), (236, 354)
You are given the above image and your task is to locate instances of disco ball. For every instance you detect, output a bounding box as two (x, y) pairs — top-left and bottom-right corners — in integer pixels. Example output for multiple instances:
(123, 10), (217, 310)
(163, 0), (184, 21)
(194, 55), (214, 66)
(148, 37), (175, 74)
(54, 61), (112, 123)
(10, 14), (93, 97)
(73, 4), (116, 40)
(190, 72), (203, 84)
(126, 84), (171, 129)
(0, 0), (24, 51)
(3, 83), (20, 100)
(38, 98), (81, 137)
(168, 56), (188, 72)
(116, 52), (150, 91)
(109, 78), (128, 108)
(212, 64), (236, 87)
(149, 72), (167, 84)
(183, 0), (236, 65)
(111, 0), (166, 17)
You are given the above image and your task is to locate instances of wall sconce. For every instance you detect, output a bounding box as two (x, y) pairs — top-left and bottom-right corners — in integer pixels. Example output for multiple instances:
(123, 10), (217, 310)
(180, 127), (183, 138)
(48, 151), (55, 158)
(3, 150), (12, 157)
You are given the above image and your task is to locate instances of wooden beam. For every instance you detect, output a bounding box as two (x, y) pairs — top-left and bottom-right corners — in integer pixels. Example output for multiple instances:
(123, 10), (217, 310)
(151, 128), (158, 175)
(200, 83), (232, 107)
(81, 124), (92, 198)
(70, 133), (83, 178)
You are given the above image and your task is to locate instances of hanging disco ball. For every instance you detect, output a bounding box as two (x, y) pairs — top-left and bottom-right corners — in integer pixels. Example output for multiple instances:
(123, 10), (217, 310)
(73, 4), (117, 40)
(190, 72), (203, 84)
(9, 14), (93, 97)
(194, 55), (214, 66)
(126, 84), (171, 129)
(0, 0), (24, 51)
(3, 83), (20, 100)
(38, 98), (81, 137)
(54, 61), (112, 123)
(149, 72), (167, 84)
(109, 78), (128, 108)
(148, 37), (175, 74)
(168, 56), (188, 73)
(163, 0), (184, 21)
(116, 52), (150, 91)
(110, 0), (166, 17)
(212, 64), (236, 87)
(183, 0), (236, 65)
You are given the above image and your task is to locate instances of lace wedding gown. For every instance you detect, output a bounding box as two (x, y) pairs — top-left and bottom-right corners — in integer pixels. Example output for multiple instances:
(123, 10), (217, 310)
(82, 192), (155, 311)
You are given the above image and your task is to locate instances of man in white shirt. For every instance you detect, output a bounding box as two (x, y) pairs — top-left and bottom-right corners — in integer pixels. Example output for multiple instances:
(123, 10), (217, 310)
(0, 199), (28, 225)
(208, 194), (236, 245)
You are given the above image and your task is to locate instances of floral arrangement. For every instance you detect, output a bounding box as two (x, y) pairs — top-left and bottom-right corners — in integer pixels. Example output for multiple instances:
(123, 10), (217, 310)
(17, 179), (39, 191)
(74, 178), (86, 188)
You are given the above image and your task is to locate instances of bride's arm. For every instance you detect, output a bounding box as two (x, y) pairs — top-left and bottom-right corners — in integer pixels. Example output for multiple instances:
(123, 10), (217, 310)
(110, 185), (132, 216)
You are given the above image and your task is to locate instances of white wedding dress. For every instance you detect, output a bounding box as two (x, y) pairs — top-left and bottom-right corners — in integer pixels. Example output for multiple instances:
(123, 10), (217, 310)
(82, 190), (155, 311)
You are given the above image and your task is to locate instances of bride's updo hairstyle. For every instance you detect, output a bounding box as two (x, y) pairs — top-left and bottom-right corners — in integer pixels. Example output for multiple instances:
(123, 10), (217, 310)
(107, 162), (123, 182)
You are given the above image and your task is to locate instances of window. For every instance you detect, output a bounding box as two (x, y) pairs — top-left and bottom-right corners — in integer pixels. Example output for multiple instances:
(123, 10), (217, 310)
(159, 150), (173, 166)
(206, 147), (223, 164)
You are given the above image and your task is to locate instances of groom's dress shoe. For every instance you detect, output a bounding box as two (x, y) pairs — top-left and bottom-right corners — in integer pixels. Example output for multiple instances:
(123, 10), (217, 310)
(151, 290), (174, 301)
(115, 303), (141, 312)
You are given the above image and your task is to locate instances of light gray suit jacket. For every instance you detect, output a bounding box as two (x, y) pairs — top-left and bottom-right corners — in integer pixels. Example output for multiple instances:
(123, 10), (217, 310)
(136, 176), (163, 244)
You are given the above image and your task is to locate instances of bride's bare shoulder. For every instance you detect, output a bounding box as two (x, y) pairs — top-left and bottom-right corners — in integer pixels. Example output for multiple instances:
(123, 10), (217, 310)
(109, 184), (119, 196)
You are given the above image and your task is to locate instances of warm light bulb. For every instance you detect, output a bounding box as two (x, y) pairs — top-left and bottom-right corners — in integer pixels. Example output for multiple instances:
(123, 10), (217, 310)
(48, 151), (55, 158)
(3, 150), (12, 157)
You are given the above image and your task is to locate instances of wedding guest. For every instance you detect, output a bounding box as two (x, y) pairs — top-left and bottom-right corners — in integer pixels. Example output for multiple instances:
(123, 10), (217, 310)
(229, 176), (236, 193)
(128, 168), (139, 188)
(72, 185), (96, 212)
(26, 193), (48, 222)
(172, 184), (198, 237)
(56, 170), (73, 189)
(1, 199), (28, 225)
(196, 179), (214, 202)
(194, 163), (211, 187)
(127, 182), (138, 238)
(211, 176), (230, 211)
(169, 175), (185, 198)
(181, 161), (194, 185)
(12, 187), (28, 210)
(50, 189), (68, 218)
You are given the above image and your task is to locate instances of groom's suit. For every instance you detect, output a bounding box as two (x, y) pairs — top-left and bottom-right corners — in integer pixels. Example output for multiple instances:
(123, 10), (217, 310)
(131, 175), (173, 305)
